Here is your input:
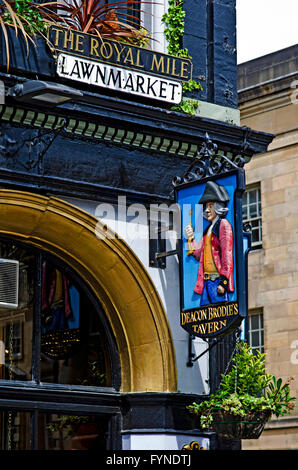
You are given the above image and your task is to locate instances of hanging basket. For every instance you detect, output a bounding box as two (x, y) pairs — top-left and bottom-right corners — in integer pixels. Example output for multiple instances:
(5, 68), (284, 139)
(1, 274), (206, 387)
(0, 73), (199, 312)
(211, 410), (271, 439)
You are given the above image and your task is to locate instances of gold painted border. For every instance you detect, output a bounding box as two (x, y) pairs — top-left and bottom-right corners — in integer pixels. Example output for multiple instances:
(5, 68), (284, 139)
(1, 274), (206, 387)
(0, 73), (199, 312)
(48, 25), (193, 81)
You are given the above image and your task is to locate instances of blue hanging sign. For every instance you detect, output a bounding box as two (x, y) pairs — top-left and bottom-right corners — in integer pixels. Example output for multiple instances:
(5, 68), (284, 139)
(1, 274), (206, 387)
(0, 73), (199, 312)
(175, 167), (248, 339)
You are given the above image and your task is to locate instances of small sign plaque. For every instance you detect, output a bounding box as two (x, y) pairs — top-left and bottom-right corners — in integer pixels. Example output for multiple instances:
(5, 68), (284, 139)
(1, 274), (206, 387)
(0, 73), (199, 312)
(57, 53), (182, 104)
(49, 25), (193, 104)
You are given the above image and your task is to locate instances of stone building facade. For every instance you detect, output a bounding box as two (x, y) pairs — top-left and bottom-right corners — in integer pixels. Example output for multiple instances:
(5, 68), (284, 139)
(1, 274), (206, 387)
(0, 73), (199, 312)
(238, 44), (298, 450)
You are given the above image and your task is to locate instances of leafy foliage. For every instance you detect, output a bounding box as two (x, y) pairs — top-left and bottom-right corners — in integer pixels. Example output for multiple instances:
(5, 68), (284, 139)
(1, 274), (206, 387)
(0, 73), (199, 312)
(2, 0), (47, 35)
(162, 1), (202, 115)
(171, 81), (202, 116)
(162, 0), (189, 58)
(0, 0), (47, 71)
(188, 342), (296, 430)
(171, 98), (199, 116)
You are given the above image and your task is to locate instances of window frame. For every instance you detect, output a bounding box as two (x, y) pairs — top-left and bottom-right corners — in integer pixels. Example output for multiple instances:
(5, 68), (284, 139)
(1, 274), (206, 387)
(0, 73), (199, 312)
(247, 309), (264, 354)
(242, 183), (262, 249)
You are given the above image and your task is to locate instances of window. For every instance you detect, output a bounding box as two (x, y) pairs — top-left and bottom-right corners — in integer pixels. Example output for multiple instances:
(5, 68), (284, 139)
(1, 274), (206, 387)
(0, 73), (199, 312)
(247, 310), (264, 354)
(141, 1), (168, 53)
(242, 184), (262, 248)
(0, 238), (120, 450)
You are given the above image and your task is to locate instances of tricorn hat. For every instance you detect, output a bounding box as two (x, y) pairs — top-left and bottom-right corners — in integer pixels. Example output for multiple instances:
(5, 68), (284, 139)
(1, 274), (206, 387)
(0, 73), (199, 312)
(199, 181), (229, 204)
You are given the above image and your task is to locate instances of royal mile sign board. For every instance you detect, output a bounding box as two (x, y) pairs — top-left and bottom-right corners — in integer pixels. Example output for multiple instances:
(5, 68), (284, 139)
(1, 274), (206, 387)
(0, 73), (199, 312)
(49, 26), (193, 104)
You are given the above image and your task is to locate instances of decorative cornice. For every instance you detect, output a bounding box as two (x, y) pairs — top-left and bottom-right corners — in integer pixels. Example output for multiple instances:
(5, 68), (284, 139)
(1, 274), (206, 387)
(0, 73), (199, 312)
(0, 104), (201, 159)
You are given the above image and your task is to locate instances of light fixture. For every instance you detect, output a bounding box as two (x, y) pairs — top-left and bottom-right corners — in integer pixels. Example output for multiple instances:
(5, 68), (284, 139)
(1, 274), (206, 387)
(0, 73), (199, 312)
(8, 80), (83, 107)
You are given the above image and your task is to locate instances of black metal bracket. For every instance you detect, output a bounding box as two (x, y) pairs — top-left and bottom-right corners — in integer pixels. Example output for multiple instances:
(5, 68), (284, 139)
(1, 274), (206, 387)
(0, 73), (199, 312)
(187, 335), (223, 367)
(172, 132), (246, 189)
(148, 218), (178, 268)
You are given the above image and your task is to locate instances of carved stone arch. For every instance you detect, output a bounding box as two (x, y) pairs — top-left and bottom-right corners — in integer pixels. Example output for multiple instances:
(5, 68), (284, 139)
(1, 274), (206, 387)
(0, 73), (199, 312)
(0, 189), (177, 392)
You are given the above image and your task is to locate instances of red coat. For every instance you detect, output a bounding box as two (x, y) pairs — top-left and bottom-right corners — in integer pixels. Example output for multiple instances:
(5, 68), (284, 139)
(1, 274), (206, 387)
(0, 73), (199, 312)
(191, 218), (234, 295)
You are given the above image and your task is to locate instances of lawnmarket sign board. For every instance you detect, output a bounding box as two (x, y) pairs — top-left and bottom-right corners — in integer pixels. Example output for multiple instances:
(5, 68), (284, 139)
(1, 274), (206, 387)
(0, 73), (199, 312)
(49, 26), (193, 104)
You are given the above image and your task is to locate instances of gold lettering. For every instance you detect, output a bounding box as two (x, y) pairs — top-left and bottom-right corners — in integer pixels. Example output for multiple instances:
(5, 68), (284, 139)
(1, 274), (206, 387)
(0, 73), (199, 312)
(166, 57), (171, 75)
(123, 48), (134, 65)
(136, 49), (144, 68)
(100, 42), (113, 60)
(208, 307), (213, 320)
(199, 324), (207, 334)
(90, 37), (99, 57)
(63, 30), (74, 50)
(171, 59), (180, 77)
(151, 55), (164, 73)
(220, 320), (227, 329)
(51, 27), (63, 47)
(113, 43), (126, 62)
(75, 34), (84, 53)
(180, 61), (189, 79)
(234, 303), (238, 315)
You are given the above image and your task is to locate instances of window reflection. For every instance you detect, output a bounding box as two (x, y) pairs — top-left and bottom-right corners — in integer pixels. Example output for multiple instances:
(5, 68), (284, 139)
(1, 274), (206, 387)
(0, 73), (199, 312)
(0, 243), (34, 381)
(0, 241), (111, 388)
(40, 260), (111, 387)
(0, 410), (31, 450)
(41, 413), (108, 450)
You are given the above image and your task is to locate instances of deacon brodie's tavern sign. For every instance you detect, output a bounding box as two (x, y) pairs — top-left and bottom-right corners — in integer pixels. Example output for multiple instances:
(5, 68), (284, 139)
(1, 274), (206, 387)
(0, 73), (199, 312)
(49, 26), (193, 104)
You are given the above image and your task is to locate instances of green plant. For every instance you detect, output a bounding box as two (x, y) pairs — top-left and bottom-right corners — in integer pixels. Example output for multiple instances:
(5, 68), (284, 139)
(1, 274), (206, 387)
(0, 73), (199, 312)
(171, 79), (203, 115)
(2, 0), (47, 36)
(188, 342), (296, 430)
(117, 26), (152, 48)
(171, 98), (199, 116)
(0, 0), (48, 70)
(162, 0), (189, 58)
(162, 2), (202, 115)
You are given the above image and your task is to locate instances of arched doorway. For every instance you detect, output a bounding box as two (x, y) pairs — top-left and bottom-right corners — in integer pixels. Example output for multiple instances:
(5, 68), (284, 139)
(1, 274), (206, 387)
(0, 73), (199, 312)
(0, 190), (177, 393)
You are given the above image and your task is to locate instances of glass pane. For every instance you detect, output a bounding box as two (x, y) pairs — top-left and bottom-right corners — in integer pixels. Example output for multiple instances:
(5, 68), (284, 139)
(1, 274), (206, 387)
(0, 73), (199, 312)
(242, 205), (248, 220)
(252, 227), (260, 244)
(39, 413), (109, 450)
(250, 314), (259, 330)
(0, 410), (31, 450)
(251, 331), (259, 347)
(0, 242), (34, 381)
(40, 260), (111, 387)
(249, 203), (258, 218)
(248, 190), (257, 204)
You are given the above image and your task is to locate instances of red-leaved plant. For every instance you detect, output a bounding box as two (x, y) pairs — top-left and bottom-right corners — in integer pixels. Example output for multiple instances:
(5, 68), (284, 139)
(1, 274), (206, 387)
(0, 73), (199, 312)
(0, 0), (153, 70)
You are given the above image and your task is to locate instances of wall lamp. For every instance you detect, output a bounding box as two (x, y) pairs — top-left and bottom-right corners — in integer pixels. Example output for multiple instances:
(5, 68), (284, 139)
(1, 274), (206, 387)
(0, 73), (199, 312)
(8, 80), (83, 107)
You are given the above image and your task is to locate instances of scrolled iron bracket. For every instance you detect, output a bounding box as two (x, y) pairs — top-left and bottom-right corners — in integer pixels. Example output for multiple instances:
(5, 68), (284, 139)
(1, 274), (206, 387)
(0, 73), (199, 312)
(172, 133), (246, 188)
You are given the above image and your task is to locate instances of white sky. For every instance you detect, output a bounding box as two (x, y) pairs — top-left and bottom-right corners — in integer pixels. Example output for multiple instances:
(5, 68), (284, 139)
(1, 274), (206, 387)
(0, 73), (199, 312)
(236, 0), (298, 63)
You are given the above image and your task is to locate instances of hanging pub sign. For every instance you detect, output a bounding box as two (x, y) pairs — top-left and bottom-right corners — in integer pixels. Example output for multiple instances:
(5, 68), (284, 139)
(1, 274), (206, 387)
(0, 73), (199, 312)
(174, 136), (248, 339)
(48, 26), (193, 104)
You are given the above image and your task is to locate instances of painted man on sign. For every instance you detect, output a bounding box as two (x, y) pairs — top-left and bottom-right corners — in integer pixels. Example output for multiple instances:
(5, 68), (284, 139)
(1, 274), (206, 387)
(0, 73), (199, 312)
(185, 181), (234, 306)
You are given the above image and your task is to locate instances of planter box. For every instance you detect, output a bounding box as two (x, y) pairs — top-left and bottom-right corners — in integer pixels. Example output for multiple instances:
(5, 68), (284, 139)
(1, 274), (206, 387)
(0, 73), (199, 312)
(0, 26), (55, 77)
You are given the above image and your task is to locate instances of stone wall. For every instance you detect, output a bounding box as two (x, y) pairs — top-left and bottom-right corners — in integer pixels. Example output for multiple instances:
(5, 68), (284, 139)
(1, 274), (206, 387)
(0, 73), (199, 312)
(238, 46), (298, 450)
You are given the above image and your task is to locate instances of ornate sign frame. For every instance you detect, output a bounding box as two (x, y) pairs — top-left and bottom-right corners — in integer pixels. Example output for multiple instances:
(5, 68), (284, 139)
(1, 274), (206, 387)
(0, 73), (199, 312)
(174, 135), (248, 339)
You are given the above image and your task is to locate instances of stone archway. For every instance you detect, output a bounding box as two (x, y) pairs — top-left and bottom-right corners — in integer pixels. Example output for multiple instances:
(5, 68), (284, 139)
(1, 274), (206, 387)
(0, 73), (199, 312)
(0, 189), (177, 393)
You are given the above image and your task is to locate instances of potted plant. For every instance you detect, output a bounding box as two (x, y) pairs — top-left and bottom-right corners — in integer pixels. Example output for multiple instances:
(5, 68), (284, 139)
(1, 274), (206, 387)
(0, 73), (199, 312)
(188, 342), (296, 439)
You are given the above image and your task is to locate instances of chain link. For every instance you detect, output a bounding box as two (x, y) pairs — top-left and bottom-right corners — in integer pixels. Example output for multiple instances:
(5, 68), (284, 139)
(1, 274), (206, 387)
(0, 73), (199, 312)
(7, 316), (14, 450)
(216, 329), (241, 392)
